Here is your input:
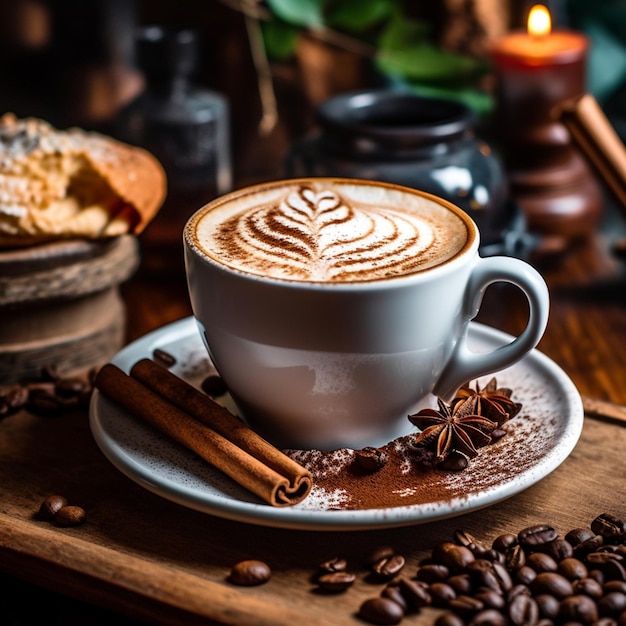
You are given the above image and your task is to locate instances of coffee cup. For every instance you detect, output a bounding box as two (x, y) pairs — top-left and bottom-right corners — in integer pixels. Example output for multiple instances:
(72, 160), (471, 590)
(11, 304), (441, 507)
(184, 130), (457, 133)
(183, 178), (549, 451)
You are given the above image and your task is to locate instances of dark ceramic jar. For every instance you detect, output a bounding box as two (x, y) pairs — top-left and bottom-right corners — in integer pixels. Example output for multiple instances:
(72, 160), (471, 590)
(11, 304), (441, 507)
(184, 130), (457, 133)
(286, 90), (528, 256)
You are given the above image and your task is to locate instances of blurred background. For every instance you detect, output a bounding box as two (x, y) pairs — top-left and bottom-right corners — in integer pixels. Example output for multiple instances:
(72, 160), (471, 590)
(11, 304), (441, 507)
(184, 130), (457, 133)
(2, 0), (625, 179)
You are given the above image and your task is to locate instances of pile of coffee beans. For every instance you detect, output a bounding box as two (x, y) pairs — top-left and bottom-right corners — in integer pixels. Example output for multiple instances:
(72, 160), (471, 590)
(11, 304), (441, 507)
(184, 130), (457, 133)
(0, 366), (94, 419)
(354, 513), (626, 625)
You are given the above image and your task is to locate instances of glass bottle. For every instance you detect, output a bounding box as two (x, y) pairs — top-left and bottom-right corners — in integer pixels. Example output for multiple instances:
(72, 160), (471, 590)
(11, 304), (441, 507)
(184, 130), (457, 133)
(117, 25), (231, 274)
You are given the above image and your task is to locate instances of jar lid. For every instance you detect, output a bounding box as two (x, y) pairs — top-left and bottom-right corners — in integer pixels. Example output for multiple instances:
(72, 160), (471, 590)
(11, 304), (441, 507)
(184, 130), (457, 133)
(316, 90), (477, 158)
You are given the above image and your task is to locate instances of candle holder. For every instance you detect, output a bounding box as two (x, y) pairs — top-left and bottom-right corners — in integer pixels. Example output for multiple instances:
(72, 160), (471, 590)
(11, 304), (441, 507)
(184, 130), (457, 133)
(490, 9), (603, 249)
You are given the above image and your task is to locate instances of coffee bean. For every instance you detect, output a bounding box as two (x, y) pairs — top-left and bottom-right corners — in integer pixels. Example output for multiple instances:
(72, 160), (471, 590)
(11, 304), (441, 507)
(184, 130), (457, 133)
(371, 554), (406, 580)
(416, 563), (450, 583)
(355, 447), (388, 472)
(535, 594), (559, 619)
(599, 592), (626, 617)
(592, 514), (626, 541)
(439, 451), (469, 471)
(475, 589), (506, 610)
(434, 542), (476, 572)
(508, 593), (539, 626)
(493, 533), (518, 553)
(228, 560), (271, 586)
(573, 577), (603, 599)
(454, 530), (488, 555)
(515, 566), (537, 586)
(319, 556), (347, 574)
(397, 577), (431, 609)
(152, 348), (176, 367)
(429, 582), (457, 607)
(55, 377), (89, 398)
(544, 538), (574, 561)
(38, 494), (68, 520)
(28, 388), (64, 416)
(518, 525), (558, 551)
(4, 385), (28, 411)
(449, 594), (484, 618)
(605, 581), (626, 594)
(316, 571), (356, 593)
(506, 544), (527, 571)
(574, 534), (605, 558)
(526, 552), (558, 573)
(446, 573), (473, 594)
(381, 585), (408, 612)
(531, 572), (574, 598)
(53, 505), (86, 527)
(558, 557), (588, 581)
(201, 374), (228, 397)
(358, 597), (404, 625)
(565, 528), (596, 547)
(558, 594), (598, 624)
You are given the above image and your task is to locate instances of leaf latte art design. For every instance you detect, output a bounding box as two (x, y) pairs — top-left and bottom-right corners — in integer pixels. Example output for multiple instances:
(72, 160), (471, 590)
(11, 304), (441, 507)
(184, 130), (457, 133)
(210, 185), (461, 282)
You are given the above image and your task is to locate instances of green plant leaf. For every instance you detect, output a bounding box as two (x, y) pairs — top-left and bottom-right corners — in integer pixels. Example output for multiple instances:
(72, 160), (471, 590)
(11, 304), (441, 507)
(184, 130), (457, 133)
(376, 6), (431, 51)
(261, 20), (300, 61)
(376, 41), (487, 84)
(266, 0), (325, 28)
(325, 0), (393, 33)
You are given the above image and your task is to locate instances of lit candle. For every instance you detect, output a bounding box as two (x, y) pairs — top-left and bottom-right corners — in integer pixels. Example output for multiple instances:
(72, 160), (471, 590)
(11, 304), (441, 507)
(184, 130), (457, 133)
(489, 5), (602, 245)
(491, 4), (589, 148)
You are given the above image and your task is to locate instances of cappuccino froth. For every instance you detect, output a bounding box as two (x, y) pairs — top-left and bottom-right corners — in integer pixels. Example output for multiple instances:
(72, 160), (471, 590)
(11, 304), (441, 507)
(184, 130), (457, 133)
(192, 181), (470, 282)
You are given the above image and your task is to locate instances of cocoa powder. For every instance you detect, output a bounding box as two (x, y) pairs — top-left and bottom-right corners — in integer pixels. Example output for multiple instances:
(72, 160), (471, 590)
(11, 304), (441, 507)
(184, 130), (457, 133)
(284, 380), (561, 511)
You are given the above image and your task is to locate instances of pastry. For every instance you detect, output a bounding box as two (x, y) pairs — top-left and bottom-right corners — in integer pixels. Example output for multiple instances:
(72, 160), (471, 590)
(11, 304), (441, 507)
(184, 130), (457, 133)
(0, 113), (166, 247)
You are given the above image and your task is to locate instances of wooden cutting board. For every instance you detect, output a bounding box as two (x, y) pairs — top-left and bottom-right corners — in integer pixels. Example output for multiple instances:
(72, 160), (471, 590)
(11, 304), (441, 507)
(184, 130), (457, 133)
(0, 236), (139, 382)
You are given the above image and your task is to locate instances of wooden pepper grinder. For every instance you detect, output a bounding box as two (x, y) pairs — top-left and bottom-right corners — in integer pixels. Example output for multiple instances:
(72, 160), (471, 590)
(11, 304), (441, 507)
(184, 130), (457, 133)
(490, 4), (603, 249)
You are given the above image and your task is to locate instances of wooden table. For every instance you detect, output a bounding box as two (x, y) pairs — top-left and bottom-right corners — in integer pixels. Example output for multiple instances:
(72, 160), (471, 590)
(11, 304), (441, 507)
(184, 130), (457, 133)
(2, 199), (626, 625)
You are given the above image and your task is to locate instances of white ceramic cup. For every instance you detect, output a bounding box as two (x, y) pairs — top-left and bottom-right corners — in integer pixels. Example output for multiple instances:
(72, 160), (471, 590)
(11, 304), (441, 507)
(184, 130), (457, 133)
(184, 178), (549, 451)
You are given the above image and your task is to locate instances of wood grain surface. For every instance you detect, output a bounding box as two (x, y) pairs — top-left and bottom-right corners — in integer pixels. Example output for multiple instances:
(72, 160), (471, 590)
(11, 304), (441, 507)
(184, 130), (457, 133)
(2, 212), (626, 624)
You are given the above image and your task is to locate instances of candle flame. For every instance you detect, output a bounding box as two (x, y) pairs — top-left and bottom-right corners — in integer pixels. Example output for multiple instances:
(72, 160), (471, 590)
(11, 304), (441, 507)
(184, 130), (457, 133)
(528, 4), (552, 37)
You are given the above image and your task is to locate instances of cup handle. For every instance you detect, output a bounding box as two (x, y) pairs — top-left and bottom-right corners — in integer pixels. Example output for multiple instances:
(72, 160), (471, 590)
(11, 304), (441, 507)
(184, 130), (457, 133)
(432, 256), (550, 401)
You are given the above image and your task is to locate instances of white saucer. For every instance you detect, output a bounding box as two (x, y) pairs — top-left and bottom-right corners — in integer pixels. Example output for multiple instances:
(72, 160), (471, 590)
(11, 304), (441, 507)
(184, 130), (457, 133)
(89, 317), (583, 531)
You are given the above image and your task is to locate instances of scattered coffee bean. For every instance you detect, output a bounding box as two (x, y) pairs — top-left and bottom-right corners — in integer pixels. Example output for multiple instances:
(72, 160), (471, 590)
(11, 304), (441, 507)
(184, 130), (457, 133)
(438, 451), (469, 471)
(318, 556), (347, 574)
(358, 597), (404, 625)
(396, 577), (431, 610)
(381, 584), (409, 612)
(371, 554), (406, 581)
(592, 514), (626, 540)
(38, 495), (68, 520)
(434, 542), (475, 572)
(228, 560), (271, 586)
(0, 368), (94, 420)
(518, 524), (558, 550)
(355, 447), (388, 472)
(53, 505), (86, 527)
(152, 348), (176, 367)
(201, 374), (228, 397)
(316, 571), (356, 593)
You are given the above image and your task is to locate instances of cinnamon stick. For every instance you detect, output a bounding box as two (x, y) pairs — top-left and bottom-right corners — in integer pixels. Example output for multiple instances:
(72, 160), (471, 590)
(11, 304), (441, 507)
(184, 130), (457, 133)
(94, 363), (312, 507)
(582, 394), (626, 427)
(556, 93), (626, 212)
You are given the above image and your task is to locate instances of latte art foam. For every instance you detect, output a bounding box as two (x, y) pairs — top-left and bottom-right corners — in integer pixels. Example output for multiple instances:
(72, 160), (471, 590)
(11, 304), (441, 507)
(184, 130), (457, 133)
(193, 182), (470, 282)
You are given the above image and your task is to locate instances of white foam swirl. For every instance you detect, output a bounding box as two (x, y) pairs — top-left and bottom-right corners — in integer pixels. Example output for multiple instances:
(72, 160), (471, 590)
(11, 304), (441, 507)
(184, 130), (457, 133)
(202, 185), (465, 282)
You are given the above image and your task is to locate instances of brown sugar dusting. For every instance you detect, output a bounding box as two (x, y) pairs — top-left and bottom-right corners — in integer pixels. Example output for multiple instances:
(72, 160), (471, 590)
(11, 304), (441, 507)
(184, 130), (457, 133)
(284, 378), (562, 511)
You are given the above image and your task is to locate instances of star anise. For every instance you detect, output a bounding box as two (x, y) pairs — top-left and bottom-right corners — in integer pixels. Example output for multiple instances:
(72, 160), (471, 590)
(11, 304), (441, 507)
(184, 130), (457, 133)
(409, 397), (497, 463)
(452, 377), (522, 426)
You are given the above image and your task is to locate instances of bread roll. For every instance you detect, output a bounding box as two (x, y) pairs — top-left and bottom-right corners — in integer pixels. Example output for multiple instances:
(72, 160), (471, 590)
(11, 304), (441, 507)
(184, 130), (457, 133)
(0, 113), (166, 247)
